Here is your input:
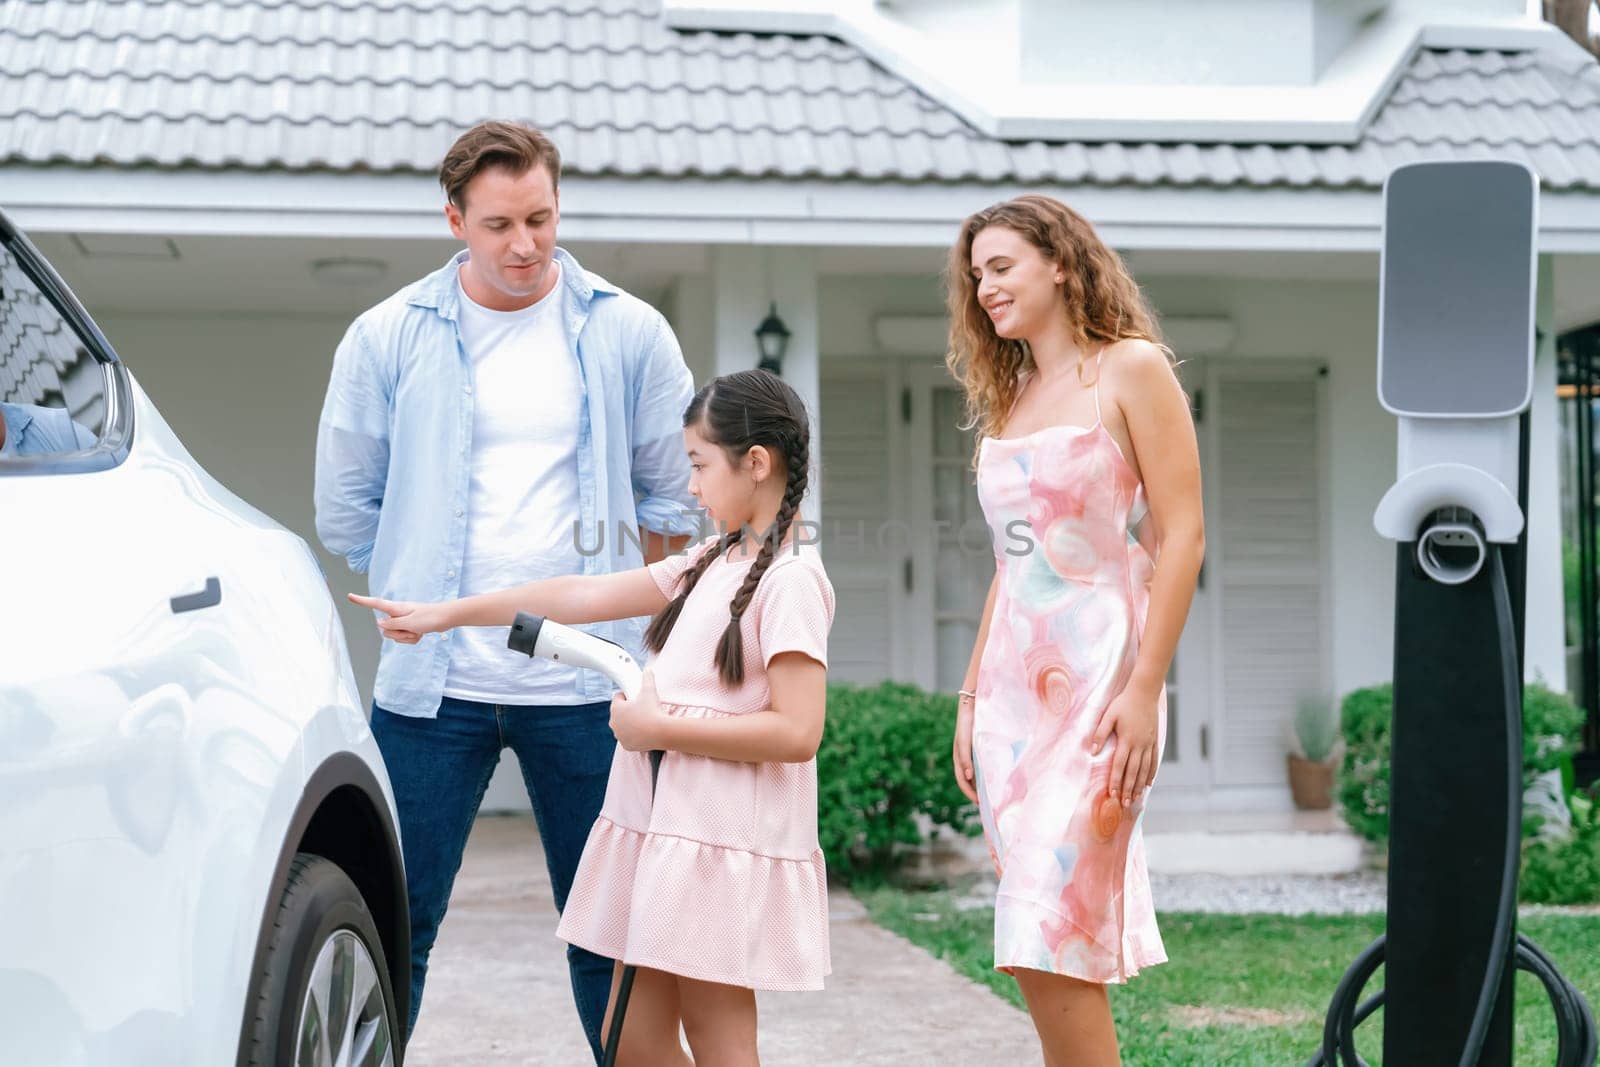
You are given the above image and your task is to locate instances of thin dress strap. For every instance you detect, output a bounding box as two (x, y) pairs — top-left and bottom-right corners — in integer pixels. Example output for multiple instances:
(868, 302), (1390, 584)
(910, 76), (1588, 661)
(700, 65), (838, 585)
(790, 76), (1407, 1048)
(1091, 347), (1106, 426)
(1004, 370), (1032, 428)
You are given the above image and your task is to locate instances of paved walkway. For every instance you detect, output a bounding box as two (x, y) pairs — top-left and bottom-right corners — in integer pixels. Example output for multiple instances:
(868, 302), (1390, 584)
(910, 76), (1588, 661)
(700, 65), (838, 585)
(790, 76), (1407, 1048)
(405, 814), (1041, 1066)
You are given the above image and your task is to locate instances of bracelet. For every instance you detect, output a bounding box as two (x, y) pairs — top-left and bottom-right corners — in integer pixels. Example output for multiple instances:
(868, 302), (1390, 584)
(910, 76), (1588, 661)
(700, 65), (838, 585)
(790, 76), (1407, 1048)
(957, 689), (977, 702)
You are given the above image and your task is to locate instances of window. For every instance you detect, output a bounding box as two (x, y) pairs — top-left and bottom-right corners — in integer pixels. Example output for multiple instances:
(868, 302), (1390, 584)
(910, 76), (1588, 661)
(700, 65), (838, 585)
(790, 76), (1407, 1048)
(0, 237), (124, 471)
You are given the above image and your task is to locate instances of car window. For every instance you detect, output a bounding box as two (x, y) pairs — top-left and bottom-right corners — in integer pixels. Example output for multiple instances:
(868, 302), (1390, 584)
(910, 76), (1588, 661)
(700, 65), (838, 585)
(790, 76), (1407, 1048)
(2, 245), (108, 462)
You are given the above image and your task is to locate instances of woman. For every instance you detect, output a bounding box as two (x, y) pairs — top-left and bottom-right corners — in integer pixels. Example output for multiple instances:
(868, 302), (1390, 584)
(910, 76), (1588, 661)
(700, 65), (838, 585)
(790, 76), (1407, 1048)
(947, 195), (1204, 1065)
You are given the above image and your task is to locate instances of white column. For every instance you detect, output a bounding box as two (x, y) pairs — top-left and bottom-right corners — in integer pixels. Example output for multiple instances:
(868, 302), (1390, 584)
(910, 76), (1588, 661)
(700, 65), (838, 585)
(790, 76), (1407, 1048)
(712, 246), (765, 378)
(1526, 254), (1567, 690)
(710, 246), (822, 527)
(773, 248), (821, 529)
(665, 274), (715, 388)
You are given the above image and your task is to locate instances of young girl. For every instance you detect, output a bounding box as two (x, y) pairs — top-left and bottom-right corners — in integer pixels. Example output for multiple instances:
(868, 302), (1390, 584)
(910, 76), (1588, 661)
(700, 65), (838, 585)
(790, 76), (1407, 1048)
(353, 369), (834, 1066)
(946, 195), (1204, 1065)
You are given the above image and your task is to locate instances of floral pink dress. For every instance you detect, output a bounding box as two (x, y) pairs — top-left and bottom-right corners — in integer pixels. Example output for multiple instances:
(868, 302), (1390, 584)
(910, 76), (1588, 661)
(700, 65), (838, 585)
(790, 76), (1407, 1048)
(972, 360), (1168, 983)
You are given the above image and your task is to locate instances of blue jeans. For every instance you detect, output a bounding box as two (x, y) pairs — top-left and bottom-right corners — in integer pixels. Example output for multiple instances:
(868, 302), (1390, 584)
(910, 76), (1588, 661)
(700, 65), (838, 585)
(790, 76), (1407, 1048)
(372, 696), (616, 1063)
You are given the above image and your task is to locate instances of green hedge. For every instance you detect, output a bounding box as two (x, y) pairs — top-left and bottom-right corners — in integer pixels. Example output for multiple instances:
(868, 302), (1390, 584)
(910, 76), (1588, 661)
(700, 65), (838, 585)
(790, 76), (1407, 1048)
(1338, 680), (1597, 903)
(1522, 787), (1600, 905)
(817, 681), (981, 879)
(1337, 684), (1395, 845)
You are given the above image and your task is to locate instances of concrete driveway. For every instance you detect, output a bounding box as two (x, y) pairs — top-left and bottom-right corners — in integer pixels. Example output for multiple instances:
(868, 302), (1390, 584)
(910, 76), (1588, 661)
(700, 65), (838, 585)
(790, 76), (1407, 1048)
(403, 814), (1040, 1065)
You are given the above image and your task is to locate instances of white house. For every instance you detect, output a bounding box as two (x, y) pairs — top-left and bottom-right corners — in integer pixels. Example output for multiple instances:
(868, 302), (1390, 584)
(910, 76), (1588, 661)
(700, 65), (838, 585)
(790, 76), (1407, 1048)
(4, 0), (1599, 815)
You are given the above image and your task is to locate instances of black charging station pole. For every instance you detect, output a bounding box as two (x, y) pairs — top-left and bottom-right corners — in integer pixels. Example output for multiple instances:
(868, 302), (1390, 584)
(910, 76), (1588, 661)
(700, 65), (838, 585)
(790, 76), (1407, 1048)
(1387, 540), (1520, 1064)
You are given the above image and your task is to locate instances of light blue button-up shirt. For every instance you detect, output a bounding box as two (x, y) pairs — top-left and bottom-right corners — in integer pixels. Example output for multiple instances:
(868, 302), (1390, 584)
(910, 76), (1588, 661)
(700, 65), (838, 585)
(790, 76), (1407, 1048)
(314, 248), (701, 717)
(0, 401), (96, 456)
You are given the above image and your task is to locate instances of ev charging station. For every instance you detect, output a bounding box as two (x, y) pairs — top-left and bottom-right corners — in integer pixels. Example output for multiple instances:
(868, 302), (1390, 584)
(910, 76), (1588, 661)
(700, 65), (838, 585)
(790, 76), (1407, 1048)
(1307, 160), (1596, 1066)
(1377, 158), (1536, 1066)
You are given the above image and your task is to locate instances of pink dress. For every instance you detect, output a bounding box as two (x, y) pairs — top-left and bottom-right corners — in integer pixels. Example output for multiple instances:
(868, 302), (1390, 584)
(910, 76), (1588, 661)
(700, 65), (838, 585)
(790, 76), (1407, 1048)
(556, 537), (836, 990)
(972, 361), (1168, 983)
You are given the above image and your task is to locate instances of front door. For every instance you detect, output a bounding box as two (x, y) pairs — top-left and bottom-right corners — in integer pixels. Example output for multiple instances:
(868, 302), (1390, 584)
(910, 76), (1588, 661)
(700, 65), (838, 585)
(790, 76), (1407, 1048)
(1204, 359), (1329, 792)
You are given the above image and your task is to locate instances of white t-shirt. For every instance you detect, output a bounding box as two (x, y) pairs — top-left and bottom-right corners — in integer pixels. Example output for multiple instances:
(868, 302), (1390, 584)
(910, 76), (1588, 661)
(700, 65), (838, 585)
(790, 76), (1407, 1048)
(442, 264), (589, 703)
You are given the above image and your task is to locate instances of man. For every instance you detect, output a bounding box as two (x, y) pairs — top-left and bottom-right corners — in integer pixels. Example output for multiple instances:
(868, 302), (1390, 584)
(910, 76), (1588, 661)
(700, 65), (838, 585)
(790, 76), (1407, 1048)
(314, 120), (698, 1060)
(0, 400), (95, 456)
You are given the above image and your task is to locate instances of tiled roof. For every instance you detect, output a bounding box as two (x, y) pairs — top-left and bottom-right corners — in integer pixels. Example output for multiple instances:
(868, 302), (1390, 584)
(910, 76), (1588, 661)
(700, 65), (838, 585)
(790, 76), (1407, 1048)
(2, 0), (1599, 189)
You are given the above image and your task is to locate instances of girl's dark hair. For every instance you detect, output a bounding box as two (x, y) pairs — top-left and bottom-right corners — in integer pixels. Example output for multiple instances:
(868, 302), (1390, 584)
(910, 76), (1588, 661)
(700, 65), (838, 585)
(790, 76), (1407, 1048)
(643, 368), (811, 686)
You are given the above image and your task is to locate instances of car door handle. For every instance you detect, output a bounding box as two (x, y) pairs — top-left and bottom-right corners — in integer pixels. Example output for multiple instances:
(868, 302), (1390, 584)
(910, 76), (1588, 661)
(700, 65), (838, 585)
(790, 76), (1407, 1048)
(170, 577), (222, 615)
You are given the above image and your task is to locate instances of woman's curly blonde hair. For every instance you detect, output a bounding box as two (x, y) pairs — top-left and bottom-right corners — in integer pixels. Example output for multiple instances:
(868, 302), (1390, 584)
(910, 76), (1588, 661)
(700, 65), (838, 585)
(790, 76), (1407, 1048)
(944, 194), (1169, 468)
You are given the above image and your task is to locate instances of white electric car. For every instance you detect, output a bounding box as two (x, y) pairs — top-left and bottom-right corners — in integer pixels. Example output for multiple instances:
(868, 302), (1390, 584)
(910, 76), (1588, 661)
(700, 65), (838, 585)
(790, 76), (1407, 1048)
(0, 211), (407, 1066)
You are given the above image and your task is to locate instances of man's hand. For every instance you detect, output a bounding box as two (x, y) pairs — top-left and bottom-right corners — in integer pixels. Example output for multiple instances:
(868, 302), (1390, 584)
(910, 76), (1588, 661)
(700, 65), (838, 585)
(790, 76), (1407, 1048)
(640, 529), (694, 565)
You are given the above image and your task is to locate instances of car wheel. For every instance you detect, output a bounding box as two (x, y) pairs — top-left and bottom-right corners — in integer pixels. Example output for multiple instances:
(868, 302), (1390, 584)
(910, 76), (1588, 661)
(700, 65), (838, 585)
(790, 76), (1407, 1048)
(245, 853), (399, 1067)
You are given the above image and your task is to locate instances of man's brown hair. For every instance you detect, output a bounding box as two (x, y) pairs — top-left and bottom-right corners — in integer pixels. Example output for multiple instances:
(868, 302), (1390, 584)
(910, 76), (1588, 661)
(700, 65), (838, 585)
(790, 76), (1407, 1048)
(438, 121), (562, 211)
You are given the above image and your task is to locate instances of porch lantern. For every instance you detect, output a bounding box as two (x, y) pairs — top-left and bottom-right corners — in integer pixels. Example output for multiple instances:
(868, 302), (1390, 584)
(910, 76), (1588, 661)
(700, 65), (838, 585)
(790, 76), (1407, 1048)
(754, 302), (791, 377)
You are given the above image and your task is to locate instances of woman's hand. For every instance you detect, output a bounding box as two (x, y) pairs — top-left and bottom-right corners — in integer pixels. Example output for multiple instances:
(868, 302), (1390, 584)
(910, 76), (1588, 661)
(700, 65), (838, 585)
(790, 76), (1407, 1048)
(952, 698), (978, 803)
(1089, 683), (1161, 807)
(348, 593), (454, 644)
(609, 667), (665, 753)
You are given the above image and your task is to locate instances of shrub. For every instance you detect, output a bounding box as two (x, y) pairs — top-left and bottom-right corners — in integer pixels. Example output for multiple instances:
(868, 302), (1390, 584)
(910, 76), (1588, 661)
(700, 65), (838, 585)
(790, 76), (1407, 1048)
(1338, 681), (1597, 902)
(1337, 684), (1394, 845)
(1521, 786), (1600, 905)
(817, 681), (981, 879)
(1338, 681), (1585, 847)
(1523, 683), (1588, 777)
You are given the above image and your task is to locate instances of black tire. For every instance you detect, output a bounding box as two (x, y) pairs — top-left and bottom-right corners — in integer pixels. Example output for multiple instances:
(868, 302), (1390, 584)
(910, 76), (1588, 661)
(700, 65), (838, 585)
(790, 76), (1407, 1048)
(244, 853), (400, 1067)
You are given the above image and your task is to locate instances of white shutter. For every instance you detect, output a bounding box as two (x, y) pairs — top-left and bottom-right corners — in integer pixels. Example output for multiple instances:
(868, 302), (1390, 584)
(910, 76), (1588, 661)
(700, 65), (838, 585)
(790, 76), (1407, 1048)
(820, 364), (895, 684)
(1213, 367), (1327, 787)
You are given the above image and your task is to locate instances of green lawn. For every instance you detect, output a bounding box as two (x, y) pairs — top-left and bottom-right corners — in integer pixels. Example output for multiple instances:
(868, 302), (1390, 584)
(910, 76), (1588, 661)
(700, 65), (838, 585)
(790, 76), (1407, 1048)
(857, 886), (1600, 1066)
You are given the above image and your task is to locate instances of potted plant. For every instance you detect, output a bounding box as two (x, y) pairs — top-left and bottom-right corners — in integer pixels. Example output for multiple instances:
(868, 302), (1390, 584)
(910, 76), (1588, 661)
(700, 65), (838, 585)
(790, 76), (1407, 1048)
(1286, 694), (1344, 810)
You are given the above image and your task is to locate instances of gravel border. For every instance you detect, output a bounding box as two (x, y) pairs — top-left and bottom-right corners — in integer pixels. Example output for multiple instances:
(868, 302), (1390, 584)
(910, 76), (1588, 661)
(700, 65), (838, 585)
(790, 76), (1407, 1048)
(1151, 871), (1388, 915)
